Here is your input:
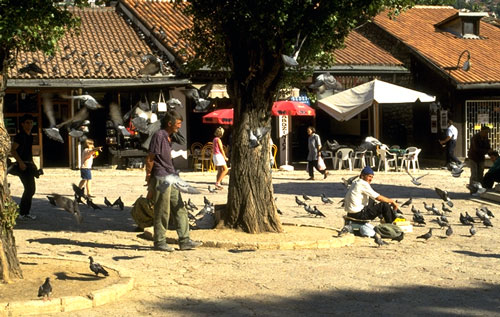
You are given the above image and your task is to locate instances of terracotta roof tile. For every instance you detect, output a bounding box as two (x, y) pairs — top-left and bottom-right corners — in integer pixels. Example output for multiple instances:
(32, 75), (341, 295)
(9, 7), (162, 80)
(121, 0), (193, 62)
(374, 6), (500, 84)
(334, 30), (403, 66)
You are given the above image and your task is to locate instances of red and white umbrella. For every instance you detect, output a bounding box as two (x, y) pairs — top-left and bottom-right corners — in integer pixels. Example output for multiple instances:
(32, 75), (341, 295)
(271, 100), (315, 116)
(202, 108), (234, 125)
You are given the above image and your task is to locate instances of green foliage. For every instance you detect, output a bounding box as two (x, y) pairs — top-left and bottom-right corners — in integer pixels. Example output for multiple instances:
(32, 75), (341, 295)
(414, 0), (455, 5)
(0, 0), (85, 59)
(1, 198), (18, 232)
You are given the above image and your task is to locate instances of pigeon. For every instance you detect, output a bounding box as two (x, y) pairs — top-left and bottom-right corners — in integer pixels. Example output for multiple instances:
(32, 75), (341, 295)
(47, 194), (82, 224)
(61, 94), (101, 110)
(208, 185), (218, 193)
(86, 197), (102, 211)
(104, 197), (113, 207)
(341, 175), (358, 189)
(320, 193), (333, 204)
(302, 194), (312, 201)
(112, 197), (124, 210)
(109, 102), (131, 137)
(312, 206), (326, 217)
(89, 256), (109, 277)
(436, 217), (448, 228)
(391, 232), (405, 242)
(481, 206), (495, 218)
(38, 277), (52, 300)
(469, 224), (476, 236)
(138, 54), (163, 76)
(156, 174), (200, 194)
(373, 233), (388, 247)
(450, 164), (464, 177)
(338, 224), (353, 236)
(196, 203), (214, 217)
(45, 106), (90, 142)
(412, 212), (426, 226)
(248, 127), (271, 148)
(187, 198), (198, 210)
(277, 209), (283, 215)
(281, 31), (307, 67)
(184, 201), (193, 212)
(475, 208), (487, 221)
(435, 187), (453, 207)
(465, 211), (475, 223)
(304, 204), (315, 216)
(440, 214), (449, 223)
(416, 228), (433, 240)
(72, 183), (86, 200)
(203, 196), (211, 206)
(295, 196), (307, 207)
(445, 225), (453, 237)
(411, 205), (420, 214)
(459, 213), (472, 225)
(19, 62), (45, 77)
(483, 217), (493, 227)
(430, 203), (442, 216)
(183, 83), (213, 112)
(442, 203), (452, 213)
(41, 93), (64, 143)
(405, 169), (429, 186)
(400, 197), (412, 208)
(423, 202), (433, 212)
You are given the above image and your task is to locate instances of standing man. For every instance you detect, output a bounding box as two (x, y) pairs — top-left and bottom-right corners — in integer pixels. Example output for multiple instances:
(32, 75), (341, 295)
(439, 119), (462, 168)
(11, 114), (38, 220)
(467, 126), (492, 192)
(344, 166), (400, 224)
(145, 110), (201, 252)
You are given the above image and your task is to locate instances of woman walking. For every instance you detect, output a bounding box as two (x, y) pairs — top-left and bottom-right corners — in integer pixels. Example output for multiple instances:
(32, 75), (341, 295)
(213, 127), (229, 189)
(307, 126), (328, 180)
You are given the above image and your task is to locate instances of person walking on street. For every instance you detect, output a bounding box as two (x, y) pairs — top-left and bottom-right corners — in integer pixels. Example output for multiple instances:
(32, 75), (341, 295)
(11, 114), (39, 220)
(439, 119), (462, 168)
(212, 126), (229, 190)
(145, 110), (202, 252)
(467, 126), (492, 193)
(306, 126), (328, 180)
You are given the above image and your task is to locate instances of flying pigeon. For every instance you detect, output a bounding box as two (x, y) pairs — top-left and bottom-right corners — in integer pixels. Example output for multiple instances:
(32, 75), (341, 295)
(61, 94), (101, 110)
(156, 174), (200, 194)
(320, 193), (333, 204)
(405, 169), (429, 186)
(416, 228), (433, 240)
(112, 197), (124, 210)
(138, 54), (163, 76)
(435, 187), (453, 207)
(109, 102), (131, 137)
(373, 233), (388, 247)
(89, 256), (109, 277)
(341, 175), (358, 189)
(183, 83), (213, 112)
(248, 126), (271, 148)
(47, 194), (82, 224)
(281, 32), (307, 67)
(19, 62), (45, 77)
(38, 277), (52, 300)
(400, 197), (412, 208)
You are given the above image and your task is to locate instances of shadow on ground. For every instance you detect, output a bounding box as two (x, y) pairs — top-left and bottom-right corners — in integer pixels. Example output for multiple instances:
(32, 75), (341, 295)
(151, 284), (500, 316)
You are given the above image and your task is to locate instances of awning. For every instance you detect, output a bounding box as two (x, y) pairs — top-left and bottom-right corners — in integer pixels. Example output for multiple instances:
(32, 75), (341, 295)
(318, 79), (436, 121)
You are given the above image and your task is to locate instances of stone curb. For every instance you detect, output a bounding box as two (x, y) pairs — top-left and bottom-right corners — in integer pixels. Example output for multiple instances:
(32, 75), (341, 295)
(0, 256), (134, 316)
(144, 223), (355, 250)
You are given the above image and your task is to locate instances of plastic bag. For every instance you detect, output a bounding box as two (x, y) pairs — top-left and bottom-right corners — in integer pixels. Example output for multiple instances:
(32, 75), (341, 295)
(317, 156), (326, 171)
(157, 90), (167, 112)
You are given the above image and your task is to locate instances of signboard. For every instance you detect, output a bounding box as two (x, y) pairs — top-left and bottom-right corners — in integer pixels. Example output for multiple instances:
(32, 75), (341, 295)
(431, 114), (438, 133)
(478, 113), (489, 125)
(278, 115), (289, 165)
(440, 110), (448, 130)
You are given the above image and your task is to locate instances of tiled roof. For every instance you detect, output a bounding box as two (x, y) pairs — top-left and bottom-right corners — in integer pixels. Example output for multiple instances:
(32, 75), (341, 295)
(374, 6), (500, 85)
(334, 30), (403, 66)
(120, 0), (193, 63)
(9, 7), (165, 81)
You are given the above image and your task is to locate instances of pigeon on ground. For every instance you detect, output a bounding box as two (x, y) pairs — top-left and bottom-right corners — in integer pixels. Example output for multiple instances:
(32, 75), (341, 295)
(203, 196), (211, 206)
(338, 224), (353, 236)
(207, 185), (218, 193)
(187, 198), (198, 210)
(412, 213), (426, 226)
(86, 197), (102, 211)
(312, 206), (326, 217)
(89, 256), (109, 277)
(436, 217), (448, 228)
(104, 197), (113, 207)
(320, 193), (333, 204)
(435, 187), (453, 207)
(248, 127), (271, 148)
(304, 204), (315, 216)
(469, 224), (476, 236)
(405, 169), (429, 186)
(38, 277), (52, 300)
(61, 94), (101, 110)
(72, 183), (87, 201)
(442, 203), (452, 213)
(445, 225), (453, 237)
(47, 194), (82, 224)
(475, 208), (487, 221)
(112, 197), (124, 210)
(459, 213), (472, 225)
(430, 203), (442, 216)
(450, 163), (464, 177)
(391, 232), (405, 242)
(483, 217), (493, 227)
(481, 206), (495, 218)
(156, 174), (200, 194)
(423, 202), (433, 212)
(302, 194), (312, 201)
(401, 197), (412, 208)
(440, 214), (449, 223)
(341, 175), (358, 189)
(416, 228), (433, 240)
(465, 212), (475, 223)
(295, 196), (307, 207)
(411, 205), (420, 214)
(374, 233), (388, 247)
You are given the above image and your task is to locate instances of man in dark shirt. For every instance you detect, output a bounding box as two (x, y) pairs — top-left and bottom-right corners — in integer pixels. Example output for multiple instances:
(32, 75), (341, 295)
(467, 126), (491, 192)
(11, 114), (37, 220)
(145, 110), (201, 252)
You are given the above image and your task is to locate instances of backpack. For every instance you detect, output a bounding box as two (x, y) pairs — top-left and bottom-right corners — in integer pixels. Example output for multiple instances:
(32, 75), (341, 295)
(374, 224), (403, 239)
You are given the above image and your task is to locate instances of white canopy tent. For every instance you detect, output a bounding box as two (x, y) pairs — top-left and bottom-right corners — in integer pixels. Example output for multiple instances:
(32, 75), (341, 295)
(317, 79), (436, 138)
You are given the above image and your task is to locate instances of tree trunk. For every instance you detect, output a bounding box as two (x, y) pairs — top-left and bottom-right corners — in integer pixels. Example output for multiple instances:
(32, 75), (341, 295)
(0, 49), (23, 282)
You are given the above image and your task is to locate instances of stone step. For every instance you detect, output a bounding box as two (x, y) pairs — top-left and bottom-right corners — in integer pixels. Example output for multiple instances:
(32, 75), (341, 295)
(480, 190), (500, 203)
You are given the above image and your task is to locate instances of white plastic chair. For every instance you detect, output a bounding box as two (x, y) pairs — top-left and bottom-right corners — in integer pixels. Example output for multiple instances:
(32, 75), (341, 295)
(365, 150), (377, 167)
(322, 150), (335, 169)
(333, 148), (353, 171)
(352, 149), (367, 169)
(400, 147), (421, 173)
(377, 148), (398, 172)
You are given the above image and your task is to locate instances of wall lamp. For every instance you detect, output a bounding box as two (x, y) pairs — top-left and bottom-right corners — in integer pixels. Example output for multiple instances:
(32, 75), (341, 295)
(456, 49), (471, 71)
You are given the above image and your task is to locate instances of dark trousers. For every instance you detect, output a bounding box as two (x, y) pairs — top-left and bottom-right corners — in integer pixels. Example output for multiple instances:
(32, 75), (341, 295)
(446, 139), (461, 165)
(19, 172), (36, 216)
(348, 202), (397, 224)
(307, 160), (326, 178)
(482, 170), (500, 189)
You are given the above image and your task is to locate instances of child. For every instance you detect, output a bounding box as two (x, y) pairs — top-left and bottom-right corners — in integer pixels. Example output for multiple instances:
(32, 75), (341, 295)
(212, 127), (229, 189)
(79, 139), (102, 197)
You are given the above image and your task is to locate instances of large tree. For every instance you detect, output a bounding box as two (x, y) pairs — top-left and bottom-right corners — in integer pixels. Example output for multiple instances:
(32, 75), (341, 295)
(0, 0), (83, 282)
(182, 0), (414, 233)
